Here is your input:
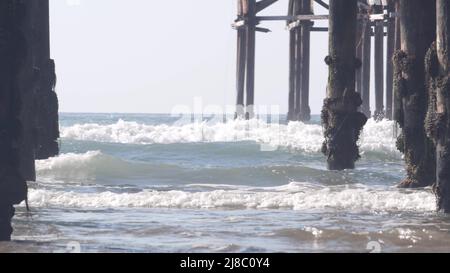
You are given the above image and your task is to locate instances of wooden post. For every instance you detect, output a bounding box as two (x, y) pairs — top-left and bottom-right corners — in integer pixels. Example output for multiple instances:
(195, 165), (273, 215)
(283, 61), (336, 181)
(321, 0), (367, 170)
(287, 0), (296, 121)
(393, 0), (401, 122)
(294, 0), (302, 121)
(395, 0), (436, 188)
(385, 1), (395, 120)
(245, 0), (257, 120)
(374, 7), (385, 120)
(35, 0), (59, 159)
(235, 0), (246, 119)
(355, 14), (364, 97)
(299, 0), (312, 121)
(361, 15), (372, 119)
(425, 0), (450, 211)
(0, 0), (32, 241)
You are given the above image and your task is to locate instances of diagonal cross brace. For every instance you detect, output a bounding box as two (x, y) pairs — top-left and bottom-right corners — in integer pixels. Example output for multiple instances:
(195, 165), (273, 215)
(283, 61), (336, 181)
(256, 0), (278, 13)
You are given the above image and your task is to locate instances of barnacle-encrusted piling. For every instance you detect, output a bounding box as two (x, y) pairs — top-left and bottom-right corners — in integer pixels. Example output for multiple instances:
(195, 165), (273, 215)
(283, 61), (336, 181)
(321, 0), (368, 170)
(394, 0), (436, 188)
(425, 0), (450, 212)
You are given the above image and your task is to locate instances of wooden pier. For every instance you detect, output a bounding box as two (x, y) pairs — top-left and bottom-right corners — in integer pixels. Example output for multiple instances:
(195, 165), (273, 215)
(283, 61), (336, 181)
(234, 0), (400, 122)
(1, 0), (450, 241)
(232, 0), (450, 209)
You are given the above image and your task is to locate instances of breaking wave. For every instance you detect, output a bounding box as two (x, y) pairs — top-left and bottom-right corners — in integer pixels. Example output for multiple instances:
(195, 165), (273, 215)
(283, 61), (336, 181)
(60, 118), (400, 156)
(35, 151), (185, 181)
(26, 182), (435, 212)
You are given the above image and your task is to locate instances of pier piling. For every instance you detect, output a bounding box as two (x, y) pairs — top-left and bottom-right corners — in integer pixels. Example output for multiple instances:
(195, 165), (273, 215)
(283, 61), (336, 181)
(235, 0), (247, 119)
(294, 0), (303, 121)
(361, 10), (372, 118)
(425, 0), (450, 211)
(299, 0), (313, 122)
(0, 0), (32, 241)
(288, 0), (297, 121)
(0, 0), (59, 241)
(374, 4), (385, 120)
(385, 0), (395, 120)
(35, 0), (59, 159)
(395, 0), (436, 188)
(245, 0), (257, 120)
(321, 0), (367, 171)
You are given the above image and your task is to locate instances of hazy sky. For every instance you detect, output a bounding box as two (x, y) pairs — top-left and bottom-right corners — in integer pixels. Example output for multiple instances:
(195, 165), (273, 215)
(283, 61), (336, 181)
(50, 0), (334, 114)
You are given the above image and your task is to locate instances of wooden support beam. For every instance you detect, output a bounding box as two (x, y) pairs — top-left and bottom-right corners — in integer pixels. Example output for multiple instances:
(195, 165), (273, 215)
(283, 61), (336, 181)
(385, 0), (395, 120)
(245, 0), (257, 120)
(35, 0), (60, 159)
(287, 0), (297, 121)
(311, 27), (328, 32)
(356, 17), (364, 96)
(0, 0), (33, 241)
(258, 14), (329, 22)
(299, 0), (312, 121)
(235, 0), (247, 118)
(294, 1), (303, 120)
(314, 0), (329, 9)
(321, 0), (367, 170)
(427, 0), (450, 211)
(259, 13), (387, 23)
(256, 27), (271, 33)
(288, 30), (297, 121)
(392, 0), (401, 123)
(361, 20), (372, 118)
(256, 0), (278, 13)
(395, 0), (436, 188)
(374, 20), (385, 120)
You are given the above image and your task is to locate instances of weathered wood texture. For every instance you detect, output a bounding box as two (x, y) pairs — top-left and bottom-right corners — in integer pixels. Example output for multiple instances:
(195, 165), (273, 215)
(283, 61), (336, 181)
(393, 0), (402, 123)
(0, 0), (59, 241)
(385, 0), (395, 120)
(287, 0), (312, 122)
(235, 0), (247, 118)
(0, 0), (32, 241)
(374, 11), (385, 120)
(321, 0), (367, 170)
(361, 12), (372, 118)
(355, 14), (363, 97)
(287, 0), (296, 121)
(245, 0), (256, 120)
(425, 0), (450, 211)
(235, 0), (257, 120)
(35, 0), (59, 160)
(394, 0), (436, 188)
(299, 0), (312, 121)
(294, 0), (302, 120)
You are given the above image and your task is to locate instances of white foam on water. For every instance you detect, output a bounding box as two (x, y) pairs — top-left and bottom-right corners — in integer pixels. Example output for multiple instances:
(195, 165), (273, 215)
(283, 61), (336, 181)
(60, 118), (400, 155)
(36, 151), (102, 173)
(35, 151), (108, 180)
(26, 182), (435, 212)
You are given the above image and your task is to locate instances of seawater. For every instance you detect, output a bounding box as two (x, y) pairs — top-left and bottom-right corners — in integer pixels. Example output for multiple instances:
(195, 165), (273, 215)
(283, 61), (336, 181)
(2, 113), (450, 253)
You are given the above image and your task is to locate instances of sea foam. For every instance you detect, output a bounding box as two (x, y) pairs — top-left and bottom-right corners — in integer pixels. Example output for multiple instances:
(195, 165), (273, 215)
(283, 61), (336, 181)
(60, 118), (400, 155)
(26, 182), (435, 212)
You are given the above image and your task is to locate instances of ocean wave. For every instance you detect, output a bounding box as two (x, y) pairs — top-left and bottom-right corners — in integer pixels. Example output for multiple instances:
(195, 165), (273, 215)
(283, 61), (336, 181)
(60, 118), (400, 155)
(26, 182), (435, 212)
(36, 151), (392, 186)
(36, 151), (117, 180)
(35, 151), (189, 183)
